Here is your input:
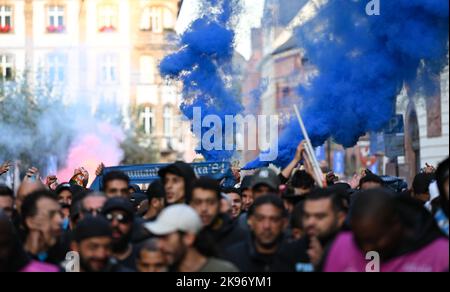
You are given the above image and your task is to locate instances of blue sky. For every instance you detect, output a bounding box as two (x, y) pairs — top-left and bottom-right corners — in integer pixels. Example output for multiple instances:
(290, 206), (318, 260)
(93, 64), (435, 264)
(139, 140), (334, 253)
(176, 0), (266, 59)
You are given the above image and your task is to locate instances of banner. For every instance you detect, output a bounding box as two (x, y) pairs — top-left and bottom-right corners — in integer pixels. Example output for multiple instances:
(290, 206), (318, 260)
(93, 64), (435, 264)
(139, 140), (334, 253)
(90, 162), (233, 191)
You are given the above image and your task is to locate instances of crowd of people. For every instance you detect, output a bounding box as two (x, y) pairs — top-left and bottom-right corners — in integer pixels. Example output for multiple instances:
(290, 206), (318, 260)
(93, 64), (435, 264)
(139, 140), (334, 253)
(0, 142), (448, 272)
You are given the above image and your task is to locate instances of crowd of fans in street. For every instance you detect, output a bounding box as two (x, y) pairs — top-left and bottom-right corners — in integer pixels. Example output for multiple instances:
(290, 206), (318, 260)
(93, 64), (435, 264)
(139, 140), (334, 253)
(0, 142), (448, 272)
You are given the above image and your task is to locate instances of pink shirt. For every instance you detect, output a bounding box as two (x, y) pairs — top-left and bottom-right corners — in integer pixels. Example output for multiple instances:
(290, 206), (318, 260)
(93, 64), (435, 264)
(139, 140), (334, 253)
(20, 261), (59, 273)
(324, 232), (449, 272)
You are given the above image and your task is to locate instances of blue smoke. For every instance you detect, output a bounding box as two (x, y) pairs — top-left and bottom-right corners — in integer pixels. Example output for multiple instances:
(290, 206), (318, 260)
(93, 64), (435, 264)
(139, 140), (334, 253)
(160, 0), (243, 161)
(245, 0), (449, 169)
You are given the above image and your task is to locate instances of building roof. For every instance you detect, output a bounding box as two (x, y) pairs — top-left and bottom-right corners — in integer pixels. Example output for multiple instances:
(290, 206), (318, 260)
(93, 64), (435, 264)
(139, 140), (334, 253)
(272, 35), (298, 55)
(263, 0), (308, 27)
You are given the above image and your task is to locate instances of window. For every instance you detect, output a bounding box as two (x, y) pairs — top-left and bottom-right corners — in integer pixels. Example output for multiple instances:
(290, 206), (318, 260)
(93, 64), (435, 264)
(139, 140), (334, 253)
(0, 54), (14, 80)
(0, 5), (12, 33)
(47, 5), (65, 33)
(141, 106), (155, 135)
(100, 54), (118, 84)
(162, 8), (174, 29)
(426, 82), (442, 138)
(139, 56), (156, 84)
(163, 105), (173, 136)
(48, 54), (67, 83)
(140, 6), (174, 33)
(98, 5), (117, 32)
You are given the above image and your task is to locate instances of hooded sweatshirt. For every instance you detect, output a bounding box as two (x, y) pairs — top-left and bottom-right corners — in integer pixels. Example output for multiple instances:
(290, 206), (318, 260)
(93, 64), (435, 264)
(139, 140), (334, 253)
(324, 196), (449, 272)
(158, 161), (197, 204)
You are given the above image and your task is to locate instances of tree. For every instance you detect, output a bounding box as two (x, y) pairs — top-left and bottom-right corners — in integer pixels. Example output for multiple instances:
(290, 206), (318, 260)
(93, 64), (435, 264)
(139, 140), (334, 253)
(0, 70), (72, 172)
(120, 105), (159, 165)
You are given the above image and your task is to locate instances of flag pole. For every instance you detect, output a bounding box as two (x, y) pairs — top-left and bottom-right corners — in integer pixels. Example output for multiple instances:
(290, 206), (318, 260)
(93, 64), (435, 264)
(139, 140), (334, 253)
(293, 105), (324, 187)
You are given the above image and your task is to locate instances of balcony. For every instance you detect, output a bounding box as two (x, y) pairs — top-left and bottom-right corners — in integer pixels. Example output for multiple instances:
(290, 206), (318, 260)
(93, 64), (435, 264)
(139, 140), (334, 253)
(46, 25), (65, 34)
(0, 25), (12, 33)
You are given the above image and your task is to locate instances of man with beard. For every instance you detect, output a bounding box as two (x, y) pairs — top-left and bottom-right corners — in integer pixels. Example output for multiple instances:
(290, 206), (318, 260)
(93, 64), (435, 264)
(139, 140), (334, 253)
(102, 171), (131, 199)
(21, 190), (69, 266)
(190, 178), (246, 255)
(324, 188), (449, 272)
(101, 198), (138, 271)
(0, 211), (59, 272)
(71, 216), (132, 272)
(145, 204), (238, 272)
(224, 195), (295, 272)
(294, 188), (347, 271)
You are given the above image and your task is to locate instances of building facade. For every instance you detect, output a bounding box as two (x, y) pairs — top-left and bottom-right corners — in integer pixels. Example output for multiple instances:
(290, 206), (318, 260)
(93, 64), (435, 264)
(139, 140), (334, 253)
(242, 0), (449, 179)
(0, 0), (195, 162)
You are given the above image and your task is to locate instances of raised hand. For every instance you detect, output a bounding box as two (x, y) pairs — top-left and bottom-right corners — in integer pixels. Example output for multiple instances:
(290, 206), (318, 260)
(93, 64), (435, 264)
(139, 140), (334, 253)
(24, 167), (40, 182)
(0, 161), (11, 176)
(95, 163), (105, 177)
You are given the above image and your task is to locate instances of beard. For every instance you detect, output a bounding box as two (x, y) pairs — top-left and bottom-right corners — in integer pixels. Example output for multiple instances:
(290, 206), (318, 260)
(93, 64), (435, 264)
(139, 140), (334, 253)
(170, 241), (188, 271)
(255, 232), (282, 250)
(80, 255), (110, 273)
(112, 229), (132, 253)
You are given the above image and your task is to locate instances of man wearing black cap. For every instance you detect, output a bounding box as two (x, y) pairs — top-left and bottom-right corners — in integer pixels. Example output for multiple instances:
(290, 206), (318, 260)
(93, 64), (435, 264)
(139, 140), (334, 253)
(70, 216), (132, 272)
(158, 161), (197, 205)
(55, 183), (84, 231)
(143, 180), (166, 222)
(236, 169), (281, 232)
(251, 168), (281, 199)
(101, 198), (137, 271)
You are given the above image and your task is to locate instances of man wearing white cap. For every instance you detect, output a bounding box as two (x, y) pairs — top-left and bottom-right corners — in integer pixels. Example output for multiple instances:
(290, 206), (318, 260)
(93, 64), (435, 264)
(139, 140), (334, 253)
(144, 205), (238, 272)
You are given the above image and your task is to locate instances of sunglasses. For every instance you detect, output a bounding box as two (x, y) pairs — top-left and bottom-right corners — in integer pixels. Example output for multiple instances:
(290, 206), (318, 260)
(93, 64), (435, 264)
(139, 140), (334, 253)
(81, 208), (103, 216)
(105, 213), (131, 224)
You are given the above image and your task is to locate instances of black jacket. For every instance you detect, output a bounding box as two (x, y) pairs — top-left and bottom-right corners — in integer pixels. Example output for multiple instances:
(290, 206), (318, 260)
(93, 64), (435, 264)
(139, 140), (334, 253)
(205, 214), (247, 255)
(224, 235), (297, 272)
(390, 195), (447, 258)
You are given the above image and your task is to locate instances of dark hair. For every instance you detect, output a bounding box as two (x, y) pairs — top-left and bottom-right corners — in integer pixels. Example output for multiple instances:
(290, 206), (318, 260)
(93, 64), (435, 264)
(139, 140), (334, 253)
(102, 171), (130, 190)
(304, 188), (347, 214)
(350, 188), (397, 226)
(221, 187), (242, 197)
(146, 180), (166, 200)
(412, 173), (434, 195)
(291, 170), (315, 189)
(0, 213), (31, 272)
(0, 185), (14, 199)
(359, 173), (384, 189)
(248, 194), (287, 218)
(21, 190), (58, 232)
(290, 201), (304, 229)
(138, 238), (159, 254)
(191, 177), (221, 201)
